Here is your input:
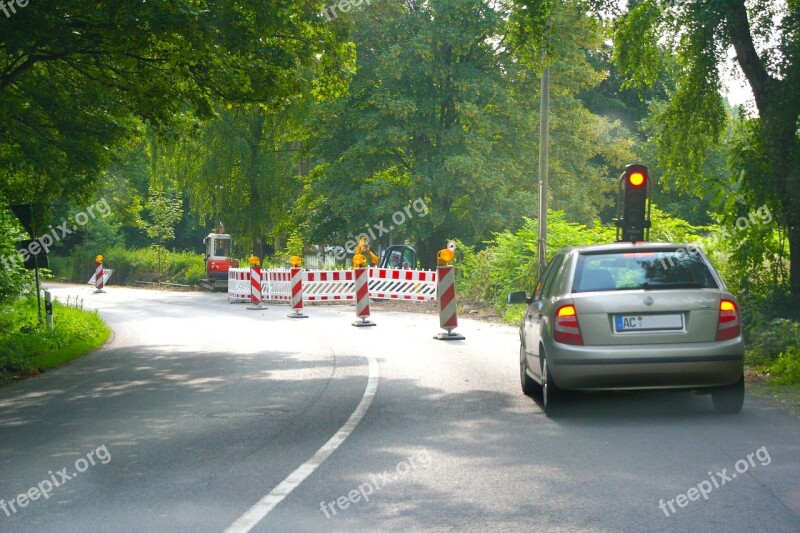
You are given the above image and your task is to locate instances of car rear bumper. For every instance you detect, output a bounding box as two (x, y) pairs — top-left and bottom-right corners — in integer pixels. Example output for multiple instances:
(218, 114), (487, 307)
(546, 338), (744, 391)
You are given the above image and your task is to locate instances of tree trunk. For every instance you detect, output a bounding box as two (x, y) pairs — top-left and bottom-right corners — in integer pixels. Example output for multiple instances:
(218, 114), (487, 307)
(769, 121), (800, 301)
(789, 224), (800, 298)
(418, 228), (448, 271)
(252, 236), (264, 260)
(725, 0), (800, 301)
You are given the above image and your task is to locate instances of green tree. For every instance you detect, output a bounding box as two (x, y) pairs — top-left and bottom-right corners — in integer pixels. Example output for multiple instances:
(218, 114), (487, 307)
(168, 104), (311, 257)
(140, 189), (183, 247)
(0, 0), (355, 206)
(611, 0), (800, 300)
(300, 0), (633, 267)
(0, 206), (29, 304)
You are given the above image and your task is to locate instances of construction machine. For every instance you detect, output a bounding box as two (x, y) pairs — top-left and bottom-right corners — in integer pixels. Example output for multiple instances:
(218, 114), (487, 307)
(200, 223), (239, 291)
(353, 236), (417, 269)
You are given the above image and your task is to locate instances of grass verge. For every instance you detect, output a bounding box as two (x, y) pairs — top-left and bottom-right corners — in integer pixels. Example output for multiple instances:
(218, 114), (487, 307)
(0, 297), (110, 384)
(747, 371), (800, 417)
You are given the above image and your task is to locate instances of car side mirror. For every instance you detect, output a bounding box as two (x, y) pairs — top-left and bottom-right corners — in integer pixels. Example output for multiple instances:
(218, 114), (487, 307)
(507, 290), (529, 305)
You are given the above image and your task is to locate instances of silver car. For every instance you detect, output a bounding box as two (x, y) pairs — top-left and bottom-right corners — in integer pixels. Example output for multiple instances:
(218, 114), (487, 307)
(508, 242), (745, 416)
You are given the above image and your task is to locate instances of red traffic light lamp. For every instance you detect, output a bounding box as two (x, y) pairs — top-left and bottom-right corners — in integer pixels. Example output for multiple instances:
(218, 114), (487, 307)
(616, 164), (651, 242)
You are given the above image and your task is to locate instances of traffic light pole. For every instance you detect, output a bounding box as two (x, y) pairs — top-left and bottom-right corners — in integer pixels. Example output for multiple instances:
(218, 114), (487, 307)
(616, 164), (651, 243)
(537, 63), (550, 278)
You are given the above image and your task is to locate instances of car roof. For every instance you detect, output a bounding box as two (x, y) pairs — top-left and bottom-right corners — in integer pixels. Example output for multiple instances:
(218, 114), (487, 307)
(559, 241), (703, 255)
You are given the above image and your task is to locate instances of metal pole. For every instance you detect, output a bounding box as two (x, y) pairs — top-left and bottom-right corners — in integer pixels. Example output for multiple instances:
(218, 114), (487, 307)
(44, 289), (54, 331)
(537, 63), (550, 278)
(29, 203), (42, 322)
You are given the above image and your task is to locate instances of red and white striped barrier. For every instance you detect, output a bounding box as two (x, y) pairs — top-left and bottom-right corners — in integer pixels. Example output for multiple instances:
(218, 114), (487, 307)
(352, 267), (375, 327)
(264, 269), (292, 302)
(87, 262), (113, 292)
(248, 265), (263, 309)
(368, 267), (437, 300)
(304, 270), (355, 301)
(228, 268), (252, 303)
(288, 267), (308, 318)
(435, 265), (464, 340)
(229, 267), (437, 304)
(226, 263), (465, 339)
(95, 261), (104, 292)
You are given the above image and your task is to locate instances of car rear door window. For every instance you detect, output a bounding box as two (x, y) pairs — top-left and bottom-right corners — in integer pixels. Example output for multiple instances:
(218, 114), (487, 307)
(534, 253), (563, 300)
(541, 254), (565, 298)
(572, 249), (718, 293)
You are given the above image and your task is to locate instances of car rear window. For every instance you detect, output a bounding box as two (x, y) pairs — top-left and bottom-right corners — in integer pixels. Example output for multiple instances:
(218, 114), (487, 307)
(572, 250), (719, 293)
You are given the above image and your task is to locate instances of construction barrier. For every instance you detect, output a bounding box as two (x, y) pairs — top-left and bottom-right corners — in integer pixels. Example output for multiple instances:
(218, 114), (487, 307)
(228, 268), (252, 303)
(88, 255), (112, 292)
(247, 265), (263, 309)
(304, 270), (355, 301)
(288, 267), (308, 318)
(264, 269), (292, 302)
(229, 267), (440, 304)
(95, 261), (104, 292)
(434, 264), (464, 340)
(226, 264), (460, 337)
(352, 266), (375, 327)
(368, 267), (437, 300)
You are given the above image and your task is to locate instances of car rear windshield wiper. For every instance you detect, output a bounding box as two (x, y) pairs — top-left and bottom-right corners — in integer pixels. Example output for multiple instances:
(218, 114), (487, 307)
(641, 281), (705, 290)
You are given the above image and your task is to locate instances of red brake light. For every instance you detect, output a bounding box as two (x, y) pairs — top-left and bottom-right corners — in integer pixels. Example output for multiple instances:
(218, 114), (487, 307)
(554, 304), (583, 345)
(716, 299), (740, 341)
(623, 252), (655, 258)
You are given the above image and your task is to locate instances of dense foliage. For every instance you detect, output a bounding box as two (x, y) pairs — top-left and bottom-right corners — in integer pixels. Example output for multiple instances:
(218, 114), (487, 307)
(0, 297), (110, 380)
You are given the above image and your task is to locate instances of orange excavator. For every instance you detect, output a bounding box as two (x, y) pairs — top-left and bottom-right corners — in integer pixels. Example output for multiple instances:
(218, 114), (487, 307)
(352, 236), (417, 269)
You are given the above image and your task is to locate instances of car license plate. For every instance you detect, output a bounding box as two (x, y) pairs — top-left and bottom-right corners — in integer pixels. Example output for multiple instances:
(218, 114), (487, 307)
(615, 314), (683, 331)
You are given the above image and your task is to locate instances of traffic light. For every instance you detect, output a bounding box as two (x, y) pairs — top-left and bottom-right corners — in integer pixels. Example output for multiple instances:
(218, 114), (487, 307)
(616, 164), (651, 242)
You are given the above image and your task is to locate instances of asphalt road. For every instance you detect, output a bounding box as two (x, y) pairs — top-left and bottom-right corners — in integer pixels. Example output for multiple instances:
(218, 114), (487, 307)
(0, 284), (798, 532)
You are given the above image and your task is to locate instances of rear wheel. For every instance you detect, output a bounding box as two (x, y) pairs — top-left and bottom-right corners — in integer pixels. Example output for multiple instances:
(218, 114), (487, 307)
(712, 375), (744, 414)
(520, 344), (539, 396)
(541, 354), (561, 417)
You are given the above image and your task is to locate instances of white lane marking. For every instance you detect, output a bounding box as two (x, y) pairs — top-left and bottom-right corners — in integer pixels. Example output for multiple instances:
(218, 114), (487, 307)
(225, 355), (379, 532)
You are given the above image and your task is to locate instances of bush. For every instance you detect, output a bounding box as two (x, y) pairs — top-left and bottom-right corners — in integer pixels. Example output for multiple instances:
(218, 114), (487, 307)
(769, 346), (800, 385)
(185, 262), (208, 285)
(49, 245), (206, 286)
(0, 297), (110, 379)
(745, 316), (800, 384)
(747, 318), (800, 363)
(0, 207), (33, 305)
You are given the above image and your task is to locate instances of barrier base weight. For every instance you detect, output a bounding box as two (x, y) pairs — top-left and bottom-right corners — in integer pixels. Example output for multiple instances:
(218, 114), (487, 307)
(352, 318), (376, 327)
(288, 310), (308, 318)
(434, 331), (465, 341)
(247, 304), (266, 310)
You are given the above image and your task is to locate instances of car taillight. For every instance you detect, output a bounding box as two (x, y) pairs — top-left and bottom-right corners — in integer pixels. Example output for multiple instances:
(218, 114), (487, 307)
(715, 299), (740, 341)
(554, 304), (583, 345)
